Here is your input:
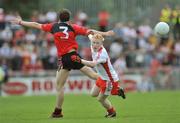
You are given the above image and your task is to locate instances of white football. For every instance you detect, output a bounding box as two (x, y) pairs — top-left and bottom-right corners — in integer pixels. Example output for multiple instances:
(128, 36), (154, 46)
(154, 22), (169, 35)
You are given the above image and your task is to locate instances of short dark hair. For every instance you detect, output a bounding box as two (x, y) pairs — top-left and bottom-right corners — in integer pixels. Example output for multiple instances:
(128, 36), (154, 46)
(59, 8), (71, 22)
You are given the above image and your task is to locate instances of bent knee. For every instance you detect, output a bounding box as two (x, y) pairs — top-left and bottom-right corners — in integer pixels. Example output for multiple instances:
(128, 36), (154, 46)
(56, 86), (64, 92)
(90, 90), (99, 97)
(97, 97), (105, 102)
(56, 81), (65, 91)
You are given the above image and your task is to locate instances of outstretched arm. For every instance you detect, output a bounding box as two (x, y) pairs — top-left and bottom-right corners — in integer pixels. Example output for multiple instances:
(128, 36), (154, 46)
(70, 55), (97, 68)
(11, 18), (42, 30)
(91, 29), (115, 36)
(70, 51), (105, 68)
(81, 59), (97, 68)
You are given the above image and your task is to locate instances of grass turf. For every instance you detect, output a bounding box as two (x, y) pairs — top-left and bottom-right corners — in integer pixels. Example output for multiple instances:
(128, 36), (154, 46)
(0, 91), (180, 123)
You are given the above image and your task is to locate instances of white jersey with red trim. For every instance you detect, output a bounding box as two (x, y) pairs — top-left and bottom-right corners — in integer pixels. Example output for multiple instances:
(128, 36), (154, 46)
(91, 46), (119, 82)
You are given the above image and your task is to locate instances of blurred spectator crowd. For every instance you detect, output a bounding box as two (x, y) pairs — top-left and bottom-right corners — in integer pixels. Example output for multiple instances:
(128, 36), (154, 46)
(0, 6), (179, 76)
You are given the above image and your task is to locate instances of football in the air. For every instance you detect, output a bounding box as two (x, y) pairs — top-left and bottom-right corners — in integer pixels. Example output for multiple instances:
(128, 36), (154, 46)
(154, 22), (169, 36)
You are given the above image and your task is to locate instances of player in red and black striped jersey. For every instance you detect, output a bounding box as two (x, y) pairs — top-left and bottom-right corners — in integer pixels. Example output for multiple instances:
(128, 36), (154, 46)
(41, 19), (90, 57)
(11, 9), (99, 118)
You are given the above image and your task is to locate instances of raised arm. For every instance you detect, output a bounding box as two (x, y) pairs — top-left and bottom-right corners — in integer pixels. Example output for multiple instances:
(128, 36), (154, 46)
(11, 18), (42, 30)
(91, 29), (115, 36)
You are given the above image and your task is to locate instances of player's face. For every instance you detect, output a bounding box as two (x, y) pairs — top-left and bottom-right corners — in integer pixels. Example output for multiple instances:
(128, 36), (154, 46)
(91, 40), (103, 52)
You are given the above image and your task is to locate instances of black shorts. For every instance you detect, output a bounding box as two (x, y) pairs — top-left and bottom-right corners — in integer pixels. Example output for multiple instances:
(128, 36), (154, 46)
(58, 51), (84, 71)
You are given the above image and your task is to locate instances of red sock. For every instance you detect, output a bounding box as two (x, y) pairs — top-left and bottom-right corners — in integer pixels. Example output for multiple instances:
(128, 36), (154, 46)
(107, 107), (116, 114)
(111, 89), (118, 95)
(111, 83), (120, 95)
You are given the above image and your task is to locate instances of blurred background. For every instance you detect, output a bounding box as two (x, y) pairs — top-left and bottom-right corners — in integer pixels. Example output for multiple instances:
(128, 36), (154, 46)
(0, 0), (180, 96)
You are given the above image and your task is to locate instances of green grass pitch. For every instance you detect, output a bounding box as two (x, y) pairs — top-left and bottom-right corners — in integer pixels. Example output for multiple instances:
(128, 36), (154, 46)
(0, 91), (180, 123)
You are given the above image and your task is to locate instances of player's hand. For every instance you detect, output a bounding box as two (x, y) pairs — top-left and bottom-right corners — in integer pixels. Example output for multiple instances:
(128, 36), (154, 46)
(90, 29), (100, 34)
(11, 17), (22, 25)
(87, 29), (95, 35)
(71, 55), (81, 63)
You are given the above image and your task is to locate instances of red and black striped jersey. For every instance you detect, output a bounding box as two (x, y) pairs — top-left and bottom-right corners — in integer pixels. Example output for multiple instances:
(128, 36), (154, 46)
(41, 22), (89, 57)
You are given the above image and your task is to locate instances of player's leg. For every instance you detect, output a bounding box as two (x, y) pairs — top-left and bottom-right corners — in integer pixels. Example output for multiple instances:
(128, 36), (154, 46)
(98, 94), (112, 109)
(56, 69), (70, 108)
(80, 66), (99, 80)
(98, 94), (116, 118)
(90, 84), (100, 97)
(51, 69), (70, 118)
(80, 66), (103, 97)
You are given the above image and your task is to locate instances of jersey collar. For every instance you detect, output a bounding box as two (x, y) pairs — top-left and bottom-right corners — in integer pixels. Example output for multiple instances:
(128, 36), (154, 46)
(98, 47), (103, 52)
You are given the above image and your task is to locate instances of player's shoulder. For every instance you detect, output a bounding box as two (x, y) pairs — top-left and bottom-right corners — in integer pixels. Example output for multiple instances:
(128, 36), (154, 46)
(46, 22), (59, 30)
(69, 24), (79, 31)
(102, 47), (108, 54)
(100, 47), (108, 57)
(41, 22), (56, 28)
(70, 23), (78, 28)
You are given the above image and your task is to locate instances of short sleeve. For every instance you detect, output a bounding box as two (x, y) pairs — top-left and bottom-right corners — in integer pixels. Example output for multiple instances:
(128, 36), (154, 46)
(41, 23), (53, 32)
(72, 24), (89, 35)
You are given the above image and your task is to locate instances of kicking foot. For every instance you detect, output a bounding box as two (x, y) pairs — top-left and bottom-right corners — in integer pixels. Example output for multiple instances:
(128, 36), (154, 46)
(118, 88), (126, 99)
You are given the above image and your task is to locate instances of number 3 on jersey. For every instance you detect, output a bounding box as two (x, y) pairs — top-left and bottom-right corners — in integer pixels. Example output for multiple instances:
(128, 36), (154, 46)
(59, 26), (69, 39)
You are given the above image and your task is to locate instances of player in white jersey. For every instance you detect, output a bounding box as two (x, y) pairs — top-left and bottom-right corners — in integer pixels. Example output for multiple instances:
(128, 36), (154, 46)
(91, 43), (119, 86)
(72, 33), (125, 118)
